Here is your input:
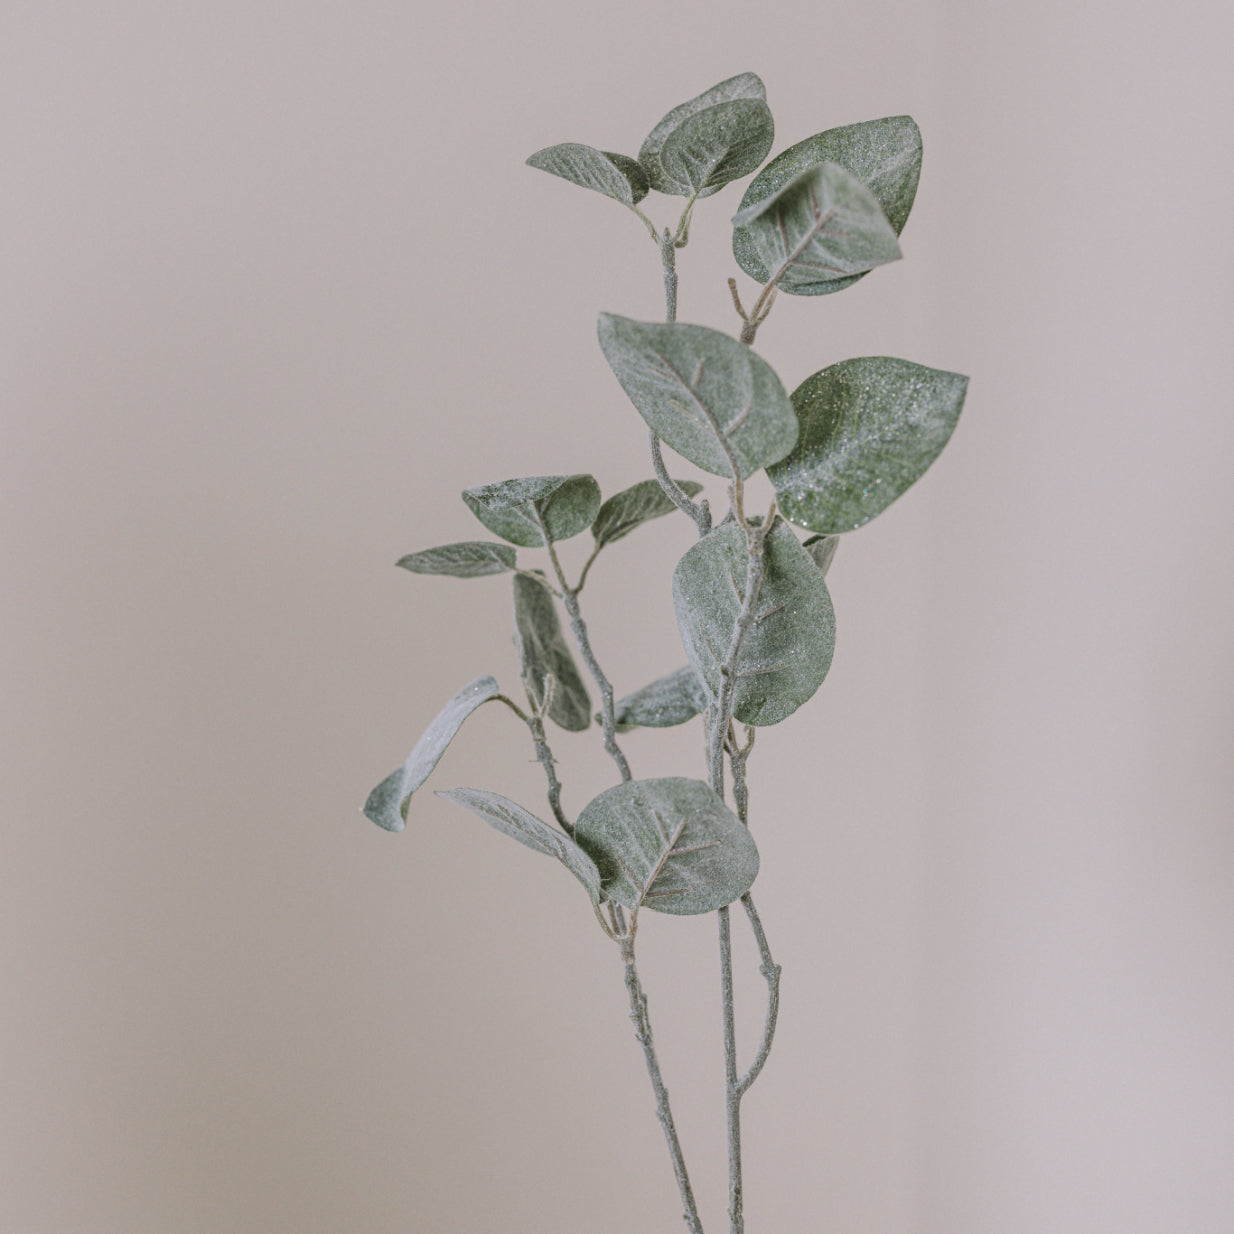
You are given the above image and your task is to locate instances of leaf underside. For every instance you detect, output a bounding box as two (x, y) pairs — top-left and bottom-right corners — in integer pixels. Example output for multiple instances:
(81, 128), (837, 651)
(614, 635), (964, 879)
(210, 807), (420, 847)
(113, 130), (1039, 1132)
(513, 573), (592, 731)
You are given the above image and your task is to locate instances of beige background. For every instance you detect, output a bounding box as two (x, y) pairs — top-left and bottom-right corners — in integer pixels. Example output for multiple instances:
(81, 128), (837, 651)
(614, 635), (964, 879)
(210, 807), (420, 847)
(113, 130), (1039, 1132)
(3, 2), (1232, 1231)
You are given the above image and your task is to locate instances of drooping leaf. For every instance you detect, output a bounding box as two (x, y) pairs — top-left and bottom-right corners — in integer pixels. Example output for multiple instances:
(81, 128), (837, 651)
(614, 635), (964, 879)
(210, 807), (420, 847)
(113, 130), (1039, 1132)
(610, 666), (708, 730)
(802, 534), (839, 577)
(733, 116), (923, 291)
(397, 541), (516, 578)
(768, 357), (969, 534)
(672, 520), (834, 726)
(729, 162), (901, 295)
(596, 315), (796, 480)
(640, 73), (773, 198)
(462, 474), (602, 547)
(591, 478), (705, 548)
(513, 573), (591, 731)
(364, 676), (500, 832)
(526, 143), (650, 205)
(436, 787), (603, 905)
(574, 777), (759, 915)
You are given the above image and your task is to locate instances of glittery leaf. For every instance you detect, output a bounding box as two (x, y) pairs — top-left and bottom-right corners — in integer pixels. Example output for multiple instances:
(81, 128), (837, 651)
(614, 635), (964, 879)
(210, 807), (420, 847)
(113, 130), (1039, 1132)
(396, 541), (516, 578)
(512, 573), (591, 732)
(526, 143), (650, 205)
(591, 478), (705, 549)
(462, 474), (601, 547)
(609, 665), (708, 731)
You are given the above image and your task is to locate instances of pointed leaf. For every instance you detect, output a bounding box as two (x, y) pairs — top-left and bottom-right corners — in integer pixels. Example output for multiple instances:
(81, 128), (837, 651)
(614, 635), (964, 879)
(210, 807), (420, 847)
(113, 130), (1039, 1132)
(364, 676), (500, 832)
(513, 574), (591, 732)
(730, 162), (901, 295)
(591, 478), (705, 548)
(574, 777), (758, 915)
(802, 534), (839, 577)
(611, 666), (708, 730)
(673, 521), (835, 726)
(733, 116), (923, 292)
(597, 314), (796, 480)
(768, 357), (969, 534)
(526, 143), (649, 205)
(436, 787), (603, 905)
(463, 474), (601, 547)
(397, 541), (516, 578)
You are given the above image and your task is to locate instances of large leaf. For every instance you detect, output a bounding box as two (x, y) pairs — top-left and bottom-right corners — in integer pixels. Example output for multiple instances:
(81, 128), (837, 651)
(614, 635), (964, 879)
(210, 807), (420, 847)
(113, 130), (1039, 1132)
(364, 676), (500, 832)
(611, 665), (708, 730)
(640, 72), (772, 198)
(397, 541), (516, 578)
(767, 357), (969, 534)
(526, 143), (650, 205)
(513, 574), (591, 731)
(462, 474), (601, 547)
(733, 116), (922, 291)
(591, 478), (705, 549)
(597, 315), (796, 480)
(574, 777), (759, 915)
(729, 162), (901, 295)
(436, 787), (603, 905)
(672, 520), (835, 726)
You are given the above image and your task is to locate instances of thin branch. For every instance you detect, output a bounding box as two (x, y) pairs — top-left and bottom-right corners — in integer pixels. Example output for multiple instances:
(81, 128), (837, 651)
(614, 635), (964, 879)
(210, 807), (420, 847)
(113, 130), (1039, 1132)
(650, 431), (711, 536)
(735, 893), (781, 1098)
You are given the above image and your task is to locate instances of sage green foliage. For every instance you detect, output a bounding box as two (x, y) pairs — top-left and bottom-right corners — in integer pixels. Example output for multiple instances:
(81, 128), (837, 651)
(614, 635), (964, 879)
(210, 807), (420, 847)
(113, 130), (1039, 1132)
(673, 521), (835, 726)
(513, 574), (591, 731)
(592, 478), (705, 549)
(597, 314), (796, 479)
(611, 665), (708, 730)
(803, 534), (840, 577)
(526, 143), (650, 205)
(768, 357), (969, 534)
(463, 474), (601, 547)
(575, 777), (759, 915)
(397, 541), (516, 578)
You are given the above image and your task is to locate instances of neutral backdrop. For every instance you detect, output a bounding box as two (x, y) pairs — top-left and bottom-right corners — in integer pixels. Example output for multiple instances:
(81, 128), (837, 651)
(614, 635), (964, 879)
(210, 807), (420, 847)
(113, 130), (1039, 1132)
(3, 3), (1232, 1232)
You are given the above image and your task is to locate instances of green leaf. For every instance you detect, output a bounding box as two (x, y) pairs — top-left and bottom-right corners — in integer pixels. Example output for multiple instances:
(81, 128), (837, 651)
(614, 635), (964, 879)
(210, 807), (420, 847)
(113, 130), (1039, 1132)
(436, 787), (603, 905)
(767, 357), (969, 534)
(574, 777), (759, 915)
(729, 162), (901, 295)
(611, 666), (708, 730)
(462, 474), (602, 547)
(364, 676), (500, 832)
(513, 574), (591, 732)
(397, 541), (516, 578)
(640, 73), (773, 198)
(591, 478), (705, 548)
(733, 116), (923, 292)
(802, 534), (839, 577)
(526, 143), (650, 205)
(596, 314), (796, 480)
(672, 520), (835, 726)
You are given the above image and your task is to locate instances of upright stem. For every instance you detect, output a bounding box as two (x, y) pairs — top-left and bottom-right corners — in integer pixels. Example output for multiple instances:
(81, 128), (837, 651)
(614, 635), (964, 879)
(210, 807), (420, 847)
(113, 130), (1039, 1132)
(660, 229), (678, 323)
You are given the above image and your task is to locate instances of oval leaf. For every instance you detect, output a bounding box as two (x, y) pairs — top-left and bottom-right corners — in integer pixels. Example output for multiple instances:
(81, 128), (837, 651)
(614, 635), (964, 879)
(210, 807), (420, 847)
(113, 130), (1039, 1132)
(436, 787), (603, 905)
(597, 314), (796, 480)
(574, 777), (759, 915)
(397, 541), (516, 578)
(591, 478), (705, 549)
(364, 676), (500, 832)
(733, 116), (922, 291)
(657, 97), (774, 198)
(526, 142), (649, 205)
(462, 474), (601, 547)
(768, 357), (969, 534)
(513, 574), (591, 732)
(673, 521), (835, 726)
(730, 162), (901, 296)
(611, 666), (708, 730)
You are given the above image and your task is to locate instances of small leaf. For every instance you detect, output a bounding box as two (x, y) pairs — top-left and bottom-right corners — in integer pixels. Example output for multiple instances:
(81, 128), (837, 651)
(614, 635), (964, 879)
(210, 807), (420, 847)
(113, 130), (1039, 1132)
(673, 521), (835, 726)
(733, 116), (923, 292)
(640, 73), (772, 198)
(462, 474), (602, 547)
(364, 676), (500, 832)
(730, 162), (901, 295)
(574, 777), (759, 915)
(802, 534), (839, 577)
(526, 143), (650, 205)
(591, 478), (705, 548)
(513, 574), (591, 732)
(611, 666), (708, 730)
(437, 787), (603, 905)
(768, 357), (969, 534)
(397, 541), (516, 578)
(597, 314), (796, 480)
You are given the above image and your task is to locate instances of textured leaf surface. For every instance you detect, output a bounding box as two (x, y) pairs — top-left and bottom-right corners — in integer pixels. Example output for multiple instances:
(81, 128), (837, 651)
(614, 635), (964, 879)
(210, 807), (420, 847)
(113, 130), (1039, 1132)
(436, 788), (602, 905)
(730, 162), (901, 295)
(673, 521), (834, 726)
(397, 541), (516, 578)
(462, 474), (601, 547)
(575, 778), (758, 915)
(597, 314), (795, 480)
(733, 116), (922, 290)
(513, 574), (591, 731)
(364, 676), (500, 832)
(768, 357), (969, 534)
(611, 666), (708, 730)
(803, 534), (839, 577)
(526, 143), (649, 205)
(591, 478), (705, 548)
